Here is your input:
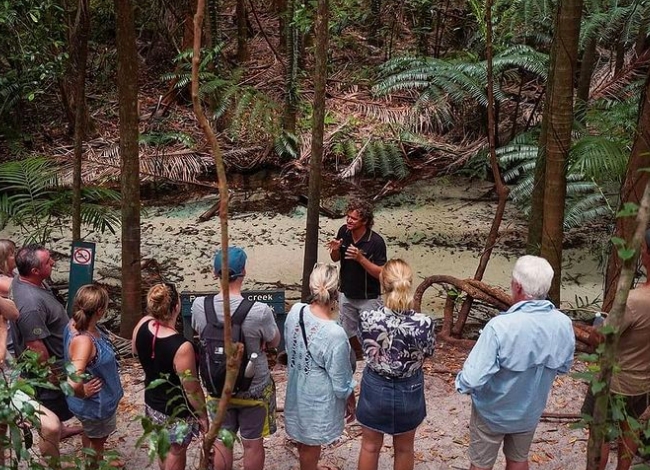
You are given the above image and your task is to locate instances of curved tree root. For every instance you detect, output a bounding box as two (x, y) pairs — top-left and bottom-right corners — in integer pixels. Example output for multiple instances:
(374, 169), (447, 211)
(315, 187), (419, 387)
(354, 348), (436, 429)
(414, 274), (592, 350)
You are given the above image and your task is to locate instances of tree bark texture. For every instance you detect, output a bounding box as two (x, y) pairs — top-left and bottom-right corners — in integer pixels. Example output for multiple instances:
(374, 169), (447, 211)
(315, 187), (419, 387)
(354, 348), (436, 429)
(72, 0), (90, 242)
(603, 70), (650, 312)
(300, 0), (329, 301)
(635, 14), (649, 57)
(539, 0), (584, 305)
(115, 0), (142, 338)
(191, 1), (239, 466)
(283, 0), (298, 134)
(452, 0), (509, 337)
(237, 0), (248, 63)
(576, 36), (598, 123)
(615, 35), (625, 75)
(369, 0), (382, 46)
(586, 180), (650, 470)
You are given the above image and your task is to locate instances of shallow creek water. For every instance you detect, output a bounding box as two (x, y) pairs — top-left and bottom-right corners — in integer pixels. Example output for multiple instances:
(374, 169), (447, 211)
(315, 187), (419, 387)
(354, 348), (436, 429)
(2, 177), (607, 317)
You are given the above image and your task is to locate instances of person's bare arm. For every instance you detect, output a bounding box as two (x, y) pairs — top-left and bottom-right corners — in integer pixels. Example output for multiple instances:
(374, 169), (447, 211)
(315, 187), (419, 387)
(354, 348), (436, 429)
(67, 335), (102, 398)
(345, 246), (383, 279)
(328, 239), (342, 262)
(0, 318), (7, 367)
(267, 328), (281, 349)
(0, 297), (18, 321)
(25, 339), (51, 364)
(174, 342), (208, 432)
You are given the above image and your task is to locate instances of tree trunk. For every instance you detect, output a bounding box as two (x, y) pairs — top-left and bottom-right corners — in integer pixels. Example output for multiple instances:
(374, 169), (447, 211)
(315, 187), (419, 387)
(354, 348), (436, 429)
(283, 0), (298, 134)
(416, 0), (432, 56)
(72, 0), (90, 242)
(586, 180), (650, 470)
(576, 36), (597, 123)
(539, 0), (584, 305)
(300, 0), (329, 301)
(368, 0), (382, 47)
(451, 0), (509, 337)
(635, 15), (648, 58)
(208, 0), (219, 68)
(277, 0), (287, 52)
(115, 0), (142, 338)
(603, 70), (650, 312)
(237, 0), (248, 63)
(191, 1), (240, 467)
(615, 35), (625, 75)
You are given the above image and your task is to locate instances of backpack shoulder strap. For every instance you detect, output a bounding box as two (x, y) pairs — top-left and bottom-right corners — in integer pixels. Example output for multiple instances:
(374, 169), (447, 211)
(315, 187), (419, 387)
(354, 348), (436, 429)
(232, 298), (254, 326)
(204, 295), (219, 326)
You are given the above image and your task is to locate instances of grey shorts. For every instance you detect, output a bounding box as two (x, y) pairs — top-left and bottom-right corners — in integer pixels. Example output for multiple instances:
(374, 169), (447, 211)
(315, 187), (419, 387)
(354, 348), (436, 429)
(208, 381), (277, 441)
(468, 405), (536, 468)
(145, 404), (199, 447)
(79, 412), (117, 439)
(339, 293), (382, 338)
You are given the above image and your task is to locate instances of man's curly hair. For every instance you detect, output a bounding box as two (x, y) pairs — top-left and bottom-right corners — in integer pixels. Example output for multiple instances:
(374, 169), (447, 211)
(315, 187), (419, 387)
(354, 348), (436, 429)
(346, 198), (374, 230)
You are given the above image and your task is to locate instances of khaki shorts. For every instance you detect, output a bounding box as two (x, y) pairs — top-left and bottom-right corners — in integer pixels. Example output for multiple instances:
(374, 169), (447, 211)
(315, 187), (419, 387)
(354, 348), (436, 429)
(469, 405), (536, 468)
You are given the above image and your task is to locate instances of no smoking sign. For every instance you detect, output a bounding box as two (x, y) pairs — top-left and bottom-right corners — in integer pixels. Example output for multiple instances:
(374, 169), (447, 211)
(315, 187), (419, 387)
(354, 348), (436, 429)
(72, 247), (93, 266)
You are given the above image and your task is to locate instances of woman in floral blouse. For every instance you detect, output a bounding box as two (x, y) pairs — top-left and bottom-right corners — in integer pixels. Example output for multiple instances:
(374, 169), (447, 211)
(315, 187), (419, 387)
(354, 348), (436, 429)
(356, 258), (435, 470)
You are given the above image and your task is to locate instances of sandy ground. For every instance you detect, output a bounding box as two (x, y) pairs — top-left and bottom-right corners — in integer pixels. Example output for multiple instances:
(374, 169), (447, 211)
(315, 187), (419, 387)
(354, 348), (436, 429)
(0, 177), (607, 316)
(56, 350), (602, 470)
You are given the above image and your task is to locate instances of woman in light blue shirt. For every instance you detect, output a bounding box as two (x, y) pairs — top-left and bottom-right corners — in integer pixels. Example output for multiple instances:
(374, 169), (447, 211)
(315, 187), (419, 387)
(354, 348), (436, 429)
(284, 263), (356, 470)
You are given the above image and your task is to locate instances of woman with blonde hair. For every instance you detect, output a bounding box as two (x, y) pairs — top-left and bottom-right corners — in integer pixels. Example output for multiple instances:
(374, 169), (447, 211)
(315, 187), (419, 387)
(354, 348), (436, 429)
(64, 284), (124, 468)
(356, 259), (435, 470)
(132, 283), (208, 470)
(284, 263), (356, 470)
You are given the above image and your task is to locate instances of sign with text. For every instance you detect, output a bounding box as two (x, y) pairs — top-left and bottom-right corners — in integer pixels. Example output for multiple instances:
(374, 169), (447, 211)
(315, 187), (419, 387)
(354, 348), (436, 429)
(67, 241), (96, 317)
(179, 290), (286, 349)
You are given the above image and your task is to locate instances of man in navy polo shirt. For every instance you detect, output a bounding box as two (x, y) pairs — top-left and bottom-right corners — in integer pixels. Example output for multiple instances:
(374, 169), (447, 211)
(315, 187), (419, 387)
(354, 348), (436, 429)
(328, 199), (387, 359)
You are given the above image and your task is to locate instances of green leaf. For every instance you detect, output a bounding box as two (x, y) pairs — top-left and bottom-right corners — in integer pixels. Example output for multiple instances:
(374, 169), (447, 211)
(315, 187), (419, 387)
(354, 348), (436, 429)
(146, 378), (168, 390)
(611, 236), (626, 247)
(218, 428), (237, 449)
(10, 424), (22, 461)
(591, 381), (606, 394)
(600, 324), (616, 336)
(616, 202), (638, 218)
(572, 372), (594, 381)
(577, 353), (599, 363)
(27, 92), (35, 101)
(60, 381), (74, 397)
(157, 430), (171, 461)
(618, 247), (636, 260)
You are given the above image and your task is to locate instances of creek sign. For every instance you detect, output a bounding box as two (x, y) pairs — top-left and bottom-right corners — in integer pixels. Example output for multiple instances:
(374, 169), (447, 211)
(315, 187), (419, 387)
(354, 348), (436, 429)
(180, 290), (286, 349)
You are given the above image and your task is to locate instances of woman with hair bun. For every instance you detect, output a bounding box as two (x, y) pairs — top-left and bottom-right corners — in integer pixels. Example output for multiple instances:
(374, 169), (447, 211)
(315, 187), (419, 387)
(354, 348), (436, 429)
(132, 283), (208, 470)
(356, 259), (435, 470)
(64, 284), (124, 468)
(284, 263), (356, 470)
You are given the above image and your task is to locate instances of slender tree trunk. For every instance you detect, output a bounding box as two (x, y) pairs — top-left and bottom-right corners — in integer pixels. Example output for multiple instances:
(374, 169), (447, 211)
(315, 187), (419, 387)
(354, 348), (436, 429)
(510, 71), (525, 141)
(416, 0), (432, 56)
(115, 0), (142, 338)
(368, 0), (382, 47)
(191, 1), (241, 467)
(237, 0), (248, 62)
(539, 0), (584, 305)
(72, 0), (90, 242)
(277, 0), (287, 52)
(283, 0), (298, 134)
(576, 36), (598, 123)
(635, 15), (648, 57)
(586, 180), (650, 470)
(451, 0), (509, 337)
(615, 35), (625, 75)
(300, 0), (329, 301)
(603, 70), (650, 312)
(208, 0), (219, 68)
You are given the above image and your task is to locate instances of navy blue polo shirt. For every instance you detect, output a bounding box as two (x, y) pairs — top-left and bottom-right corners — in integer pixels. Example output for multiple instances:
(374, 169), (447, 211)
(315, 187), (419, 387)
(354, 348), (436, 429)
(336, 225), (387, 299)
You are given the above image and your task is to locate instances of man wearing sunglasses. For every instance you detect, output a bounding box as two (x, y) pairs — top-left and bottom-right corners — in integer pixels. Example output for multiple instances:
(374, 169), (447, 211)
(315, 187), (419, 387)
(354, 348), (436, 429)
(328, 199), (387, 360)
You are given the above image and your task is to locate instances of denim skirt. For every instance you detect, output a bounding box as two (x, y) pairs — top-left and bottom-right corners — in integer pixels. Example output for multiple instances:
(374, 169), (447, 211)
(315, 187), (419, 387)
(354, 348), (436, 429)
(356, 368), (426, 435)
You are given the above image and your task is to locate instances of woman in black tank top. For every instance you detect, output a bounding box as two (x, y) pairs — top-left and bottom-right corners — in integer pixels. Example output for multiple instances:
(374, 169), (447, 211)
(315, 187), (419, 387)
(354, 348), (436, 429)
(132, 283), (208, 470)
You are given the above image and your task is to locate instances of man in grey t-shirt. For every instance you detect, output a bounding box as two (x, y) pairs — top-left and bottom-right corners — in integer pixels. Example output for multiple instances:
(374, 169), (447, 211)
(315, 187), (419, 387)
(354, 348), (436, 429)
(10, 244), (81, 460)
(191, 246), (280, 470)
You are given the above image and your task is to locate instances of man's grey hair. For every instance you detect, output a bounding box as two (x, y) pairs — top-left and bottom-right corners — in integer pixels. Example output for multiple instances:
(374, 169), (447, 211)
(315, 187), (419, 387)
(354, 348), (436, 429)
(16, 244), (47, 277)
(512, 255), (554, 300)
